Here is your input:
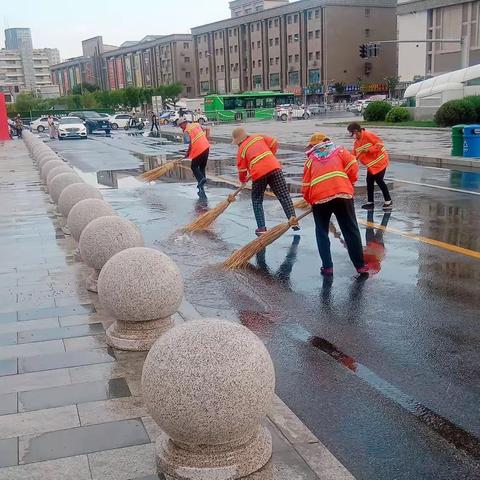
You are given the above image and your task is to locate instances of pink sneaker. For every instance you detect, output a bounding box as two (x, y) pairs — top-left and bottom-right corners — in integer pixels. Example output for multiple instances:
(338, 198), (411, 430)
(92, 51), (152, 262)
(255, 227), (267, 237)
(356, 265), (369, 274)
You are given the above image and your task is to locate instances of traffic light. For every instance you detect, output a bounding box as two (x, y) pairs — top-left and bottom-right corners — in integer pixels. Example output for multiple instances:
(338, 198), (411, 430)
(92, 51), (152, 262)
(359, 44), (367, 59)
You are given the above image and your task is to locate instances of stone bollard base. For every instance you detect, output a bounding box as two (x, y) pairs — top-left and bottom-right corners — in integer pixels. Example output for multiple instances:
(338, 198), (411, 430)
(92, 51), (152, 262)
(106, 317), (172, 351)
(156, 426), (272, 480)
(85, 270), (100, 293)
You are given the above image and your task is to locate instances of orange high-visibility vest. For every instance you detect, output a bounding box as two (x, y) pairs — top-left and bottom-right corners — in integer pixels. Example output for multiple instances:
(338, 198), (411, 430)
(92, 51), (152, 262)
(302, 146), (358, 204)
(185, 122), (210, 160)
(236, 135), (281, 183)
(353, 130), (389, 175)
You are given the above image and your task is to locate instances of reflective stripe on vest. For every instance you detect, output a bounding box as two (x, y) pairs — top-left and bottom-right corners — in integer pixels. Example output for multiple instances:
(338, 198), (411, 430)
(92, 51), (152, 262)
(305, 159), (313, 169)
(344, 159), (356, 172)
(308, 171), (349, 187)
(249, 150), (274, 169)
(366, 153), (385, 168)
(355, 143), (373, 155)
(191, 130), (206, 144)
(241, 136), (263, 159)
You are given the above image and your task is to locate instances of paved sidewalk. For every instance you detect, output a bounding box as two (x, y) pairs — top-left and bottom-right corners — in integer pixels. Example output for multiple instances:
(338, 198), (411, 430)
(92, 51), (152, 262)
(0, 139), (354, 479)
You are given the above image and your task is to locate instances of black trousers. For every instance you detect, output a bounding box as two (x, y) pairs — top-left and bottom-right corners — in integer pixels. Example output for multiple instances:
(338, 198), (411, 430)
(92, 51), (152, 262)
(251, 169), (295, 228)
(150, 122), (159, 132)
(191, 149), (209, 185)
(367, 168), (391, 203)
(312, 198), (364, 270)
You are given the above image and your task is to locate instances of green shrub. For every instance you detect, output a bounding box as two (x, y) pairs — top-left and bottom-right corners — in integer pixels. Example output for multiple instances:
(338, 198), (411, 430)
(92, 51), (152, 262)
(434, 99), (476, 127)
(464, 95), (480, 121)
(363, 101), (392, 121)
(385, 106), (411, 123)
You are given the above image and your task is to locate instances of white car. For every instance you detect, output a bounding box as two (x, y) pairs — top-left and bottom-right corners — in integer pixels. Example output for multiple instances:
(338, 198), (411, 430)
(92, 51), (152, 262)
(276, 104), (311, 121)
(169, 110), (207, 125)
(30, 116), (59, 132)
(108, 114), (133, 130)
(57, 116), (87, 140)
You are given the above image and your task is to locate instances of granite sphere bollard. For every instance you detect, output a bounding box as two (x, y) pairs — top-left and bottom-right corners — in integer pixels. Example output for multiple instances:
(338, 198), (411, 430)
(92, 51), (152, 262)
(46, 165), (73, 186)
(37, 153), (59, 169)
(98, 247), (184, 351)
(49, 173), (83, 204)
(79, 216), (143, 292)
(141, 319), (275, 479)
(67, 198), (116, 242)
(41, 159), (65, 181)
(58, 183), (102, 218)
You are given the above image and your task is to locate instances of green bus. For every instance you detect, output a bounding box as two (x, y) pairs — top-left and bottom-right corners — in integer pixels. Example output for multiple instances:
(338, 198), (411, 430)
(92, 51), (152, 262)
(204, 91), (295, 122)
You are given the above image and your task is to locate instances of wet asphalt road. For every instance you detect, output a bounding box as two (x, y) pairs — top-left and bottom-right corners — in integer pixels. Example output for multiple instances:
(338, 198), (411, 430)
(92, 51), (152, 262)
(47, 131), (480, 479)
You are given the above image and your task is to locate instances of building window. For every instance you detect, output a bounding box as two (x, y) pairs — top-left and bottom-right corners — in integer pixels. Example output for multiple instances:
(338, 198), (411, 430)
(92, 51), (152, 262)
(288, 70), (299, 85)
(294, 14), (298, 23)
(217, 65), (220, 72)
(269, 38), (273, 46)
(294, 54), (299, 62)
(365, 28), (370, 38)
(183, 42), (189, 49)
(258, 59), (262, 67)
(250, 24), (254, 32)
(276, 56), (279, 65)
(274, 18), (279, 27)
(253, 60), (256, 67)
(308, 52), (313, 60)
(270, 57), (273, 65)
(220, 48), (224, 55)
(234, 45), (238, 52)
(257, 41), (261, 48)
(230, 46), (233, 53)
(221, 65), (224, 72)
(270, 72), (280, 88)
(200, 81), (209, 93)
(308, 31), (313, 40)
(215, 48), (219, 55)
(205, 50), (208, 56)
(365, 8), (370, 17)
(288, 55), (292, 63)
(294, 34), (299, 42)
(269, 20), (272, 28)
(214, 32), (218, 39)
(229, 29), (232, 37)
(308, 11), (313, 20)
(184, 56), (190, 63)
(199, 67), (203, 74)
(203, 35), (207, 42)
(219, 31), (223, 38)
(288, 35), (292, 43)
(316, 51), (320, 60)
(315, 9), (320, 18)
(275, 37), (279, 45)
(206, 67), (209, 74)
(253, 74), (262, 89)
(185, 71), (191, 78)
(187, 87), (192, 93)
(199, 52), (203, 58)
(234, 28), (237, 35)
(308, 68), (320, 83)
(288, 16), (292, 24)
(252, 42), (255, 49)
(257, 22), (260, 31)
(315, 30), (320, 38)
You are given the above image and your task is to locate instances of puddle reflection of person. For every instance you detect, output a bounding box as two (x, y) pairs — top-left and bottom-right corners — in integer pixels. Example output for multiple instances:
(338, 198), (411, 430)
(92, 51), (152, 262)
(364, 211), (390, 274)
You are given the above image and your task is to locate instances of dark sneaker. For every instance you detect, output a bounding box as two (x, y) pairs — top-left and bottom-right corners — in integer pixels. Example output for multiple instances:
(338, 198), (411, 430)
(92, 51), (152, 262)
(255, 227), (267, 237)
(292, 225), (300, 231)
(361, 202), (374, 210)
(321, 267), (334, 276)
(198, 178), (207, 189)
(382, 201), (393, 210)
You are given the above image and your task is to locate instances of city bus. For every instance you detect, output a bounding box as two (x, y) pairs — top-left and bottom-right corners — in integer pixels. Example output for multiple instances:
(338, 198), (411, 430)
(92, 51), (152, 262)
(204, 91), (295, 122)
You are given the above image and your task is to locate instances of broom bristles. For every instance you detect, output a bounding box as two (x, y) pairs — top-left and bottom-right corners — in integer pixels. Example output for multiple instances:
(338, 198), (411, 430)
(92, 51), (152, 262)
(183, 199), (230, 232)
(223, 222), (291, 269)
(140, 159), (181, 182)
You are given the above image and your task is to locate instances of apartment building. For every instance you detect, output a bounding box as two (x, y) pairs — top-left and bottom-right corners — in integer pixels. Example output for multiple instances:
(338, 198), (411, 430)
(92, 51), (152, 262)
(191, 0), (397, 97)
(51, 35), (196, 97)
(398, 0), (480, 81)
(229, 0), (290, 17)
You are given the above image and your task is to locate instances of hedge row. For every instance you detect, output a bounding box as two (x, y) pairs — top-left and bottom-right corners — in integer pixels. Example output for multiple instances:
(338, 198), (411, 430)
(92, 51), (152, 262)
(434, 96), (480, 127)
(363, 102), (411, 123)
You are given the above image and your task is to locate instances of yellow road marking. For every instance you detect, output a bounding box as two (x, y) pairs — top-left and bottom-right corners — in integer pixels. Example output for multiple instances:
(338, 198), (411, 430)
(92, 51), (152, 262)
(359, 220), (480, 260)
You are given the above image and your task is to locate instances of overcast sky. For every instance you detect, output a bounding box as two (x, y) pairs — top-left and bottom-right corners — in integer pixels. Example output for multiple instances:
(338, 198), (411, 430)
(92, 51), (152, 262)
(1, 0), (231, 59)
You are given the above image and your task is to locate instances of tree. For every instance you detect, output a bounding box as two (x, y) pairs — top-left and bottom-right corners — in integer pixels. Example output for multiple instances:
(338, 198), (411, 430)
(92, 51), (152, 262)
(333, 82), (346, 94)
(71, 83), (99, 95)
(109, 89), (125, 108)
(124, 86), (141, 108)
(14, 92), (37, 112)
(162, 82), (183, 107)
(384, 76), (400, 99)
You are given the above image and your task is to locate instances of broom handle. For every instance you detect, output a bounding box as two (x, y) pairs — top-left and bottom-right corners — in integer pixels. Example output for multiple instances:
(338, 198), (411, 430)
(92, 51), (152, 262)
(296, 208), (312, 221)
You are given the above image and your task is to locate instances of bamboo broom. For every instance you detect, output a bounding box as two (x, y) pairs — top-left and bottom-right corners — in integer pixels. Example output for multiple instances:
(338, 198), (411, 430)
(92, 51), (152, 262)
(140, 157), (183, 182)
(223, 209), (312, 269)
(183, 182), (248, 232)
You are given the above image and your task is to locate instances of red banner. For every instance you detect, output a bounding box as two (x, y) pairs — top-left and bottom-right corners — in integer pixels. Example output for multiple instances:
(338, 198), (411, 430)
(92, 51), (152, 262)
(0, 93), (9, 141)
(116, 57), (125, 89)
(107, 59), (116, 89)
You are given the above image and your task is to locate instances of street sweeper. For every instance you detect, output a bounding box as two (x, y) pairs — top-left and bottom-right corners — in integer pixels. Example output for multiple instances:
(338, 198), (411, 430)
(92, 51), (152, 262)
(302, 132), (368, 276)
(347, 122), (392, 211)
(178, 116), (211, 195)
(231, 127), (299, 236)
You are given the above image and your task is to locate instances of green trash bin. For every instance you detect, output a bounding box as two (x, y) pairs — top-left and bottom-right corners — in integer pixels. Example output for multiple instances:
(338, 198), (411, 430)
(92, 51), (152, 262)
(451, 124), (465, 156)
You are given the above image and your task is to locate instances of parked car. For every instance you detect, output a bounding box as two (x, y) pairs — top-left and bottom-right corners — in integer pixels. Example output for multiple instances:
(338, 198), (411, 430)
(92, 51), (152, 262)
(308, 104), (327, 116)
(98, 113), (110, 118)
(68, 111), (111, 134)
(169, 110), (207, 125)
(276, 104), (311, 121)
(30, 116), (59, 132)
(108, 113), (132, 130)
(57, 116), (87, 140)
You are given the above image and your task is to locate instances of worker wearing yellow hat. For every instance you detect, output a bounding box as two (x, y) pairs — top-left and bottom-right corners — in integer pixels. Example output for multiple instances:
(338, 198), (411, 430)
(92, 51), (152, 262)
(302, 132), (368, 276)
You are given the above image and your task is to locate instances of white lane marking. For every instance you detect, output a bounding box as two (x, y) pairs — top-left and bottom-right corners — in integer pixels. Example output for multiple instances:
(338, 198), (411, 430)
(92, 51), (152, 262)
(389, 178), (480, 196)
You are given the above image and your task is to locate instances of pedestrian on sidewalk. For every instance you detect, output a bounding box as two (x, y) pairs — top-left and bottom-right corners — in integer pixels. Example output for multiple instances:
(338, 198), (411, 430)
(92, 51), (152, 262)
(14, 115), (23, 139)
(47, 115), (56, 139)
(347, 122), (392, 211)
(178, 116), (210, 196)
(302, 132), (367, 276)
(231, 127), (299, 236)
(150, 112), (159, 134)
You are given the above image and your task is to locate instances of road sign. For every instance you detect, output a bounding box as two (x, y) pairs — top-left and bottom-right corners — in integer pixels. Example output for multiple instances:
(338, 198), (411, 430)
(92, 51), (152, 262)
(152, 96), (162, 114)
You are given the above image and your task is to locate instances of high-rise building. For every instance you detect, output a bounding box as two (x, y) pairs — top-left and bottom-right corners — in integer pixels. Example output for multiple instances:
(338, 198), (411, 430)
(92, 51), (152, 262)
(397, 0), (480, 82)
(192, 0), (397, 97)
(5, 27), (35, 90)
